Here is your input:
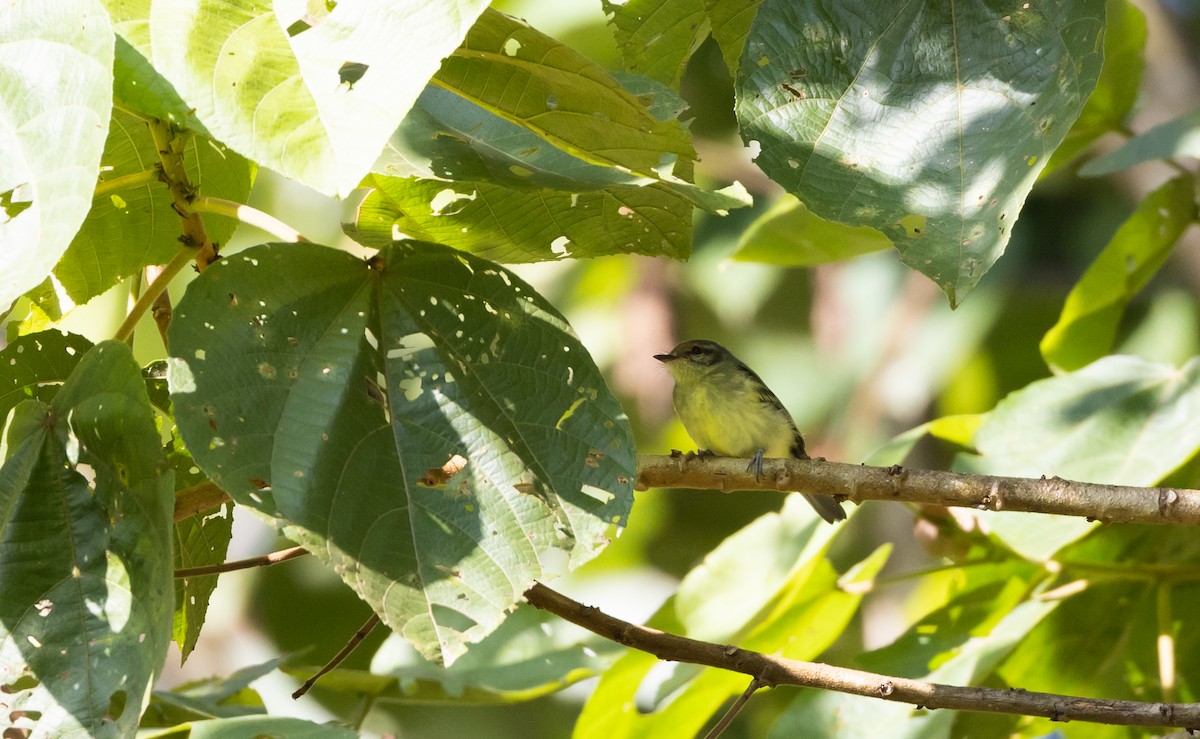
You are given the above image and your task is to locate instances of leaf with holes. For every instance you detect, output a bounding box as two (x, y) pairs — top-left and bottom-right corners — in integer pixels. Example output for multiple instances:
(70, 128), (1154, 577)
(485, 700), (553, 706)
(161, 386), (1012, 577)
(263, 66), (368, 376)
(0, 0), (113, 310)
(167, 241), (635, 664)
(117, 0), (490, 196)
(603, 0), (708, 89)
(0, 341), (174, 737)
(735, 0), (1105, 305)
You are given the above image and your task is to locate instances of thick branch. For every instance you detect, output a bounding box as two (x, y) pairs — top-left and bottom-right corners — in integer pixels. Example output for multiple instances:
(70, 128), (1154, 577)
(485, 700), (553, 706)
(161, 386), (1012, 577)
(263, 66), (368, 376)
(523, 582), (1200, 729)
(148, 118), (218, 271)
(638, 455), (1200, 526)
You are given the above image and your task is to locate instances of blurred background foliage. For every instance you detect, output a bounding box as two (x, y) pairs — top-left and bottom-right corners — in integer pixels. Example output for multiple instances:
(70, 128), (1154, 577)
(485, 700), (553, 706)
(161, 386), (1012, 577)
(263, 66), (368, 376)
(5, 0), (1199, 736)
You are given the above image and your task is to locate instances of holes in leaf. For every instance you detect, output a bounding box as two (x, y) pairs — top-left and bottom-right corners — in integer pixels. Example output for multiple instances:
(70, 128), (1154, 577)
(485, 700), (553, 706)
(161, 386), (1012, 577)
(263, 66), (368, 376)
(338, 61), (369, 89)
(105, 690), (127, 721)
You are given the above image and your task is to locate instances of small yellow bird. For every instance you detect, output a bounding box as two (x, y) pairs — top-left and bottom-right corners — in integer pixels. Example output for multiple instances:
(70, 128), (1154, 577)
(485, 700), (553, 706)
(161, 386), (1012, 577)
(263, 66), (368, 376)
(655, 339), (845, 524)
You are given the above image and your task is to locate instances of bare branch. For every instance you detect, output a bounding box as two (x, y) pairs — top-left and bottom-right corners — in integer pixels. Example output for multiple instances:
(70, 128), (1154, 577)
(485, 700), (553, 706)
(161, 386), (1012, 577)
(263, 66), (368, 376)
(637, 455), (1200, 526)
(292, 613), (381, 700)
(523, 582), (1200, 730)
(174, 546), (308, 579)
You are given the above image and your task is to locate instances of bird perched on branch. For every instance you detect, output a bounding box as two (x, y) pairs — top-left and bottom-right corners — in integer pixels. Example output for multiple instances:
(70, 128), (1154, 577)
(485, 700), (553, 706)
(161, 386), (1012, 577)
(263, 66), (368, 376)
(654, 339), (846, 524)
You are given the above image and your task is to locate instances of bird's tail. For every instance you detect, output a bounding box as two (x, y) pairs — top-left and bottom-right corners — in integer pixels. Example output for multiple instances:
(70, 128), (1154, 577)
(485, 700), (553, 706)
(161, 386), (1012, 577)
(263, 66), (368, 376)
(802, 492), (846, 524)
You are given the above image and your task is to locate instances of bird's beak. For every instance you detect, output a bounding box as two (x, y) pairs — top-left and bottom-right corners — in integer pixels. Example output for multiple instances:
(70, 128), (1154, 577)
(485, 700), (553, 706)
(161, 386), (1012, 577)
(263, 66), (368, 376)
(653, 352), (678, 363)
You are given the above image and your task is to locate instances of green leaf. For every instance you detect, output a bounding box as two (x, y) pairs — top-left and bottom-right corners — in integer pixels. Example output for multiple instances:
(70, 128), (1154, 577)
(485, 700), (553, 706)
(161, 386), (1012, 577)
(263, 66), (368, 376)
(969, 355), (1200, 559)
(603, 0), (708, 89)
(167, 241), (635, 664)
(1040, 175), (1197, 372)
(706, 0), (762, 78)
(140, 716), (359, 739)
(349, 175), (694, 261)
(138, 0), (490, 197)
(142, 657), (279, 726)
(1079, 106), (1200, 177)
(436, 9), (697, 186)
(173, 502), (234, 662)
(731, 194), (892, 265)
(1042, 0), (1146, 175)
(575, 496), (872, 738)
(54, 110), (254, 304)
(0, 341), (174, 737)
(0, 330), (94, 424)
(770, 596), (1058, 738)
(0, 0), (113, 310)
(863, 414), (984, 467)
(286, 603), (621, 704)
(735, 0), (1105, 305)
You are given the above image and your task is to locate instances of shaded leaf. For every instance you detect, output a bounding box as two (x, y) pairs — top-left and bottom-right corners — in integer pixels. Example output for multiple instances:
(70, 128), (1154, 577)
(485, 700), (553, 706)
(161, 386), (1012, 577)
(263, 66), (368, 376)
(140, 0), (490, 196)
(173, 502), (234, 662)
(168, 241), (635, 664)
(0, 330), (93, 423)
(349, 175), (694, 262)
(1080, 106), (1200, 177)
(705, 0), (762, 78)
(731, 194), (892, 265)
(603, 0), (708, 89)
(141, 657), (280, 726)
(0, 0), (113, 309)
(968, 355), (1200, 559)
(55, 110), (254, 304)
(1043, 0), (1146, 175)
(735, 0), (1105, 305)
(0, 341), (174, 737)
(1041, 175), (1197, 372)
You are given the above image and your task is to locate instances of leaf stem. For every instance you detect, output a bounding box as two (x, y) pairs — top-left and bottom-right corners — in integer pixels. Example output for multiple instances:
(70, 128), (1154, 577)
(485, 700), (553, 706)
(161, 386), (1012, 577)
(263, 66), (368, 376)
(292, 612), (381, 699)
(189, 195), (309, 243)
(174, 545), (309, 578)
(703, 678), (763, 739)
(94, 169), (159, 199)
(113, 246), (193, 344)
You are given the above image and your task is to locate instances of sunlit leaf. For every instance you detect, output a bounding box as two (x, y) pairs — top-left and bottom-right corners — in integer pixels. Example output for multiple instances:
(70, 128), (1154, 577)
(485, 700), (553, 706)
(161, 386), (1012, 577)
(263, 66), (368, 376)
(140, 716), (358, 739)
(0, 0), (113, 310)
(706, 0), (761, 78)
(731, 194), (891, 265)
(1041, 175), (1197, 372)
(968, 355), (1200, 559)
(168, 241), (635, 664)
(735, 0), (1105, 305)
(141, 657), (279, 726)
(1079, 106), (1200, 177)
(173, 502), (234, 662)
(132, 0), (489, 196)
(0, 341), (174, 737)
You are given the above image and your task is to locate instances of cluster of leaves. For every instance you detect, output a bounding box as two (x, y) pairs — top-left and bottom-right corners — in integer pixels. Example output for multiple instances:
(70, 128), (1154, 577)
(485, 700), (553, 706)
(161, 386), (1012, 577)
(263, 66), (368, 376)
(0, 0), (1198, 736)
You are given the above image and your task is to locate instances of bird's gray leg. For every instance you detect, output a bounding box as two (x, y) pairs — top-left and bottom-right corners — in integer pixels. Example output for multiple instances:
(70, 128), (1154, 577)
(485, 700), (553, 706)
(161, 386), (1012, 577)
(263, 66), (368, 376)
(747, 448), (765, 480)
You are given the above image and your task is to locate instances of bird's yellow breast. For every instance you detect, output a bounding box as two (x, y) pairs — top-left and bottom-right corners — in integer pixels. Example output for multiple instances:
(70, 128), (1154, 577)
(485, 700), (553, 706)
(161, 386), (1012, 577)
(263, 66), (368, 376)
(673, 374), (794, 458)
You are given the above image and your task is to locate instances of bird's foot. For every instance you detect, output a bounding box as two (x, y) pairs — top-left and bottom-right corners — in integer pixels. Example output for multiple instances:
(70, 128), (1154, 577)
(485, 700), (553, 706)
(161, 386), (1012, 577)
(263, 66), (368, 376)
(746, 449), (765, 481)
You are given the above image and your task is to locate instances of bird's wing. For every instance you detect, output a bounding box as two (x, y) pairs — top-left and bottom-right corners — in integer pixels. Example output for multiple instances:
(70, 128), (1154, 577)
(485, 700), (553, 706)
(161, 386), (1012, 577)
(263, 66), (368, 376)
(736, 358), (807, 458)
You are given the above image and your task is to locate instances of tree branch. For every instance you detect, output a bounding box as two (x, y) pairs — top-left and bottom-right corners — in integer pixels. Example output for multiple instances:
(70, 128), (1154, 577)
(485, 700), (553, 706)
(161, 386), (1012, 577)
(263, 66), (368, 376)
(172, 455), (1200, 527)
(148, 118), (218, 271)
(523, 582), (1200, 730)
(174, 545), (308, 578)
(637, 455), (1200, 526)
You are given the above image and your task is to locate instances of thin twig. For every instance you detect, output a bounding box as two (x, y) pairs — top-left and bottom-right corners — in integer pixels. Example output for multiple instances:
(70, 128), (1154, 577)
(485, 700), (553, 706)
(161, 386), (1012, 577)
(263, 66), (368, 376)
(703, 678), (763, 739)
(522, 582), (1200, 729)
(292, 612), (382, 699)
(114, 246), (193, 343)
(174, 545), (309, 579)
(189, 195), (309, 243)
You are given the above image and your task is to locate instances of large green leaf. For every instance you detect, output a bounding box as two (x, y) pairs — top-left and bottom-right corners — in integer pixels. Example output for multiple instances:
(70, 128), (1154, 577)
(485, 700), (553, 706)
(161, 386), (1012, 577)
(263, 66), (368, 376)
(731, 194), (892, 265)
(349, 175), (694, 261)
(167, 241), (635, 664)
(173, 502), (233, 662)
(0, 0), (113, 310)
(141, 658), (278, 726)
(0, 341), (174, 736)
(137, 0), (489, 197)
(574, 496), (879, 738)
(1041, 175), (1197, 372)
(55, 110), (254, 304)
(1079, 106), (1200, 177)
(968, 355), (1200, 560)
(603, 0), (708, 89)
(706, 0), (762, 78)
(0, 330), (94, 422)
(735, 0), (1105, 305)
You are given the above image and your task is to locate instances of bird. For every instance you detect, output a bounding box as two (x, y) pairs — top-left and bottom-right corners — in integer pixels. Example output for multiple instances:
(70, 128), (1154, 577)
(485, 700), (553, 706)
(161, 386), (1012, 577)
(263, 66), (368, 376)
(654, 339), (846, 524)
